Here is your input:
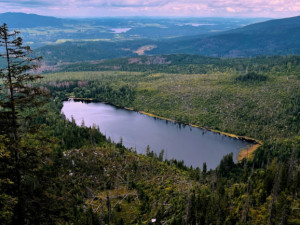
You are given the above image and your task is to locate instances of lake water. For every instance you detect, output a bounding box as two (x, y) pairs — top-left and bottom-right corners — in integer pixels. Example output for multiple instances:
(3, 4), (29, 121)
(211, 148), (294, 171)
(111, 28), (132, 33)
(62, 100), (251, 169)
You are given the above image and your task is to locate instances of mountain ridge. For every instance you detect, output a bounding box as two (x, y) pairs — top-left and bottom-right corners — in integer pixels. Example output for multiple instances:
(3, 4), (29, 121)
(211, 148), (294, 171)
(0, 12), (67, 28)
(152, 15), (300, 57)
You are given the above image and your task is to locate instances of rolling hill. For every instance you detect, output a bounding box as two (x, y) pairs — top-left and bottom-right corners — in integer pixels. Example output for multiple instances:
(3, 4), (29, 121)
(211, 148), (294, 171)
(0, 12), (66, 28)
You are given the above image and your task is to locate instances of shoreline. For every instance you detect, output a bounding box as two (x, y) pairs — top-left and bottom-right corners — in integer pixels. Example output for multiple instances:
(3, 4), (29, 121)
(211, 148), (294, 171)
(68, 97), (262, 161)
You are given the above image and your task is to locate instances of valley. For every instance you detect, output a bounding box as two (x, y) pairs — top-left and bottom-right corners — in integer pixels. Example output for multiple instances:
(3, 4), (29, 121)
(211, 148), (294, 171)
(35, 55), (300, 224)
(1, 12), (300, 225)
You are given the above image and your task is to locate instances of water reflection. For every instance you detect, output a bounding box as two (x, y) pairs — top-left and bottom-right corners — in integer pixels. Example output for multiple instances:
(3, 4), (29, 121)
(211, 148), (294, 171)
(62, 100), (251, 169)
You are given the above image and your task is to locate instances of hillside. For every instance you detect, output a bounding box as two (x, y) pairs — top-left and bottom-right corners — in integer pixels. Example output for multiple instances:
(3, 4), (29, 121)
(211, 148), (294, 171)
(0, 12), (65, 28)
(153, 15), (300, 57)
(34, 40), (140, 63)
(43, 54), (300, 76)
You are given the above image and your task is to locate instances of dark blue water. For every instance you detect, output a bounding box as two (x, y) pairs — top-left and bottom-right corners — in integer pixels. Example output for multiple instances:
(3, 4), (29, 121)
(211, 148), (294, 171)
(62, 100), (251, 169)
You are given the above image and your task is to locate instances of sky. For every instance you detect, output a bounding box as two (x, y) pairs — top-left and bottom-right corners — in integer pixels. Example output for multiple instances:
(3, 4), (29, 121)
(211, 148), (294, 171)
(0, 0), (299, 18)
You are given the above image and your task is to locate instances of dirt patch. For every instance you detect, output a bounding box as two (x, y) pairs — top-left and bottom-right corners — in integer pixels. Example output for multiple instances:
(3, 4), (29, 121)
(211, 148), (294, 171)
(238, 143), (261, 161)
(134, 45), (157, 55)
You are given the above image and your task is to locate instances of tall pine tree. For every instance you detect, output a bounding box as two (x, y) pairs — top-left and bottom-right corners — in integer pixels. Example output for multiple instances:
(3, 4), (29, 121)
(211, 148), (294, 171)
(0, 23), (48, 224)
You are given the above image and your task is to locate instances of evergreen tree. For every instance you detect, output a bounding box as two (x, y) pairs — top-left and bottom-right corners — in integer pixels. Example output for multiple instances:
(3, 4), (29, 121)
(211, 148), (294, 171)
(0, 23), (48, 224)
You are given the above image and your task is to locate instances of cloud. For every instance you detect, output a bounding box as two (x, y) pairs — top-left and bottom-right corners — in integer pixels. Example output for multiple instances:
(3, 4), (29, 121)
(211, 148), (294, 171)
(0, 0), (299, 17)
(226, 7), (236, 13)
(0, 0), (53, 7)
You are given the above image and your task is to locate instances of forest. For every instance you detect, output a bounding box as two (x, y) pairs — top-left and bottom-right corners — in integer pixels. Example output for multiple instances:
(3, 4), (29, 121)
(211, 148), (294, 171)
(1, 24), (300, 225)
(58, 54), (300, 75)
(42, 55), (300, 224)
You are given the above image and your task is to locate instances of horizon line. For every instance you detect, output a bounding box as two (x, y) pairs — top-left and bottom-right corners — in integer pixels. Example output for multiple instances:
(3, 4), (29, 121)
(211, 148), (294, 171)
(0, 11), (283, 19)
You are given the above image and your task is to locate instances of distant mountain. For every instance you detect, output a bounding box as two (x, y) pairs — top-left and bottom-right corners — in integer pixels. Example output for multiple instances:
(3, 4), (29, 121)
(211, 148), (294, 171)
(34, 15), (300, 63)
(0, 12), (66, 28)
(152, 15), (300, 57)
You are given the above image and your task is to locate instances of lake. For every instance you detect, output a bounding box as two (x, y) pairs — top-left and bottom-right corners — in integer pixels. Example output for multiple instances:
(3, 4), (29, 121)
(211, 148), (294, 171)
(62, 100), (252, 169)
(110, 28), (132, 33)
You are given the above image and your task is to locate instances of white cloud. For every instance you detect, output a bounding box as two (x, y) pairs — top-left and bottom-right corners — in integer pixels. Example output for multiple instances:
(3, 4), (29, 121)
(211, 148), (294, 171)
(0, 0), (299, 17)
(226, 7), (236, 12)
